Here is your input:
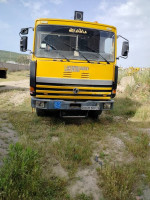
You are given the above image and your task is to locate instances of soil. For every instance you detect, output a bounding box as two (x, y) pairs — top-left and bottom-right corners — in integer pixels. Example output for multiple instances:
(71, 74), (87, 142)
(68, 166), (103, 200)
(93, 135), (134, 164)
(0, 79), (29, 91)
(52, 163), (68, 178)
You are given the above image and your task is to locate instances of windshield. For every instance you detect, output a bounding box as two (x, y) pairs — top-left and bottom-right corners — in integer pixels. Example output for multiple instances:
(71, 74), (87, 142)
(35, 25), (115, 62)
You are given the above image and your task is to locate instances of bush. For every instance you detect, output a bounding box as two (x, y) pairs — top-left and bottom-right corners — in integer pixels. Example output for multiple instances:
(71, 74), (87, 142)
(0, 143), (69, 200)
(17, 55), (30, 64)
(0, 143), (40, 199)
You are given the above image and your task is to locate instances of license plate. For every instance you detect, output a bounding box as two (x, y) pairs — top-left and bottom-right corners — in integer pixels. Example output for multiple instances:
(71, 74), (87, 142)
(81, 106), (100, 110)
(36, 101), (44, 108)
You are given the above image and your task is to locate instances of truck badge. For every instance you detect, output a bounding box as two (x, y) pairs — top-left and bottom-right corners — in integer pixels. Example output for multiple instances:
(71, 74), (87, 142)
(69, 28), (87, 34)
(64, 66), (89, 72)
(73, 88), (79, 94)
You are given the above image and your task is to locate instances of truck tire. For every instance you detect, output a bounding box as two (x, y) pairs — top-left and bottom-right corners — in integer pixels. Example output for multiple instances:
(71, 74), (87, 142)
(36, 108), (46, 117)
(89, 110), (102, 119)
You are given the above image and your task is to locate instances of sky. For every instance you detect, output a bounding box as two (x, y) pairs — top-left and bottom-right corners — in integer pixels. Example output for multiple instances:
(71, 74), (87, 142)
(0, 0), (150, 67)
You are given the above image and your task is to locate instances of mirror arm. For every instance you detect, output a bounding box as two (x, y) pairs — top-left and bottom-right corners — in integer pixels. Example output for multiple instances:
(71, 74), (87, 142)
(27, 50), (33, 54)
(116, 54), (128, 60)
(117, 35), (129, 42)
(28, 27), (34, 31)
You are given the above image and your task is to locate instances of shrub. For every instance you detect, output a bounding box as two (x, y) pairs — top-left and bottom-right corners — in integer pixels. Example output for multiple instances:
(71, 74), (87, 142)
(0, 143), (69, 200)
(0, 143), (40, 199)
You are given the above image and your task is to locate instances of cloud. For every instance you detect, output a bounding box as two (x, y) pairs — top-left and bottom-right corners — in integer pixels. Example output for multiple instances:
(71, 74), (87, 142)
(96, 0), (150, 67)
(30, 2), (50, 19)
(20, 0), (63, 19)
(49, 0), (62, 5)
(20, 0), (30, 7)
(0, 0), (7, 3)
(20, 0), (50, 19)
(97, 0), (150, 31)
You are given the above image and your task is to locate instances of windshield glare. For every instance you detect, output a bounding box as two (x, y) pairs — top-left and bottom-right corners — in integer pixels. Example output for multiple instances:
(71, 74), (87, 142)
(35, 25), (115, 62)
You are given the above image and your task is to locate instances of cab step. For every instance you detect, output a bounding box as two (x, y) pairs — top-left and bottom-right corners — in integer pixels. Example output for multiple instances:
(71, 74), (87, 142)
(60, 110), (88, 118)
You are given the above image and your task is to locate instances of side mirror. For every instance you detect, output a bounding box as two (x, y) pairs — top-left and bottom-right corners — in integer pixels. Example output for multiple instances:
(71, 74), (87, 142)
(20, 36), (28, 52)
(20, 28), (29, 35)
(121, 41), (129, 57)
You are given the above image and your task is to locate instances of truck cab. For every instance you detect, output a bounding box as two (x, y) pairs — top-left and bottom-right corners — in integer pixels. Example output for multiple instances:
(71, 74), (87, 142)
(20, 12), (129, 118)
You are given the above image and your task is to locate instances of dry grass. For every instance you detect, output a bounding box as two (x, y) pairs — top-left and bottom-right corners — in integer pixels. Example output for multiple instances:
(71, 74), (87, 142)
(0, 70), (29, 82)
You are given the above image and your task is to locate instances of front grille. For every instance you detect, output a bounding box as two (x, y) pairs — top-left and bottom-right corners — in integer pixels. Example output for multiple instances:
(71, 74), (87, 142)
(63, 72), (72, 78)
(36, 83), (112, 100)
(81, 73), (89, 79)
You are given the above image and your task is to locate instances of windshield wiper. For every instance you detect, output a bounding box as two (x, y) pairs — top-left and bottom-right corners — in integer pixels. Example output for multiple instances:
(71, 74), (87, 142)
(83, 45), (110, 64)
(63, 42), (91, 63)
(44, 40), (70, 62)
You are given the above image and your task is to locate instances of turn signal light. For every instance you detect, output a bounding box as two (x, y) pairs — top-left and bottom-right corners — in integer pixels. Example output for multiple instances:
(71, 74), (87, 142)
(112, 89), (116, 94)
(30, 86), (35, 96)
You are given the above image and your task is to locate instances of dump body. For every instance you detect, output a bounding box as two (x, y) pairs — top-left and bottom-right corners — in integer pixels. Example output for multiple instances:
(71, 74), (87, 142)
(30, 19), (118, 117)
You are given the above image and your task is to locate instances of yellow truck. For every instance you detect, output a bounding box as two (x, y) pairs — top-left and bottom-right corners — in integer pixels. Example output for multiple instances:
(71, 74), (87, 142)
(19, 11), (129, 118)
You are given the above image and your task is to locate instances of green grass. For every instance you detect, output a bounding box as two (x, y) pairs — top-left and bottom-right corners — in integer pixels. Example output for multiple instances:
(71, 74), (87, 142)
(111, 97), (141, 117)
(97, 164), (136, 200)
(0, 68), (150, 199)
(53, 134), (93, 175)
(134, 69), (150, 85)
(99, 151), (108, 159)
(5, 97), (149, 198)
(118, 68), (150, 86)
(97, 160), (150, 200)
(125, 133), (150, 158)
(75, 193), (93, 200)
(7, 107), (99, 176)
(0, 143), (70, 200)
(99, 160), (150, 199)
(0, 143), (40, 199)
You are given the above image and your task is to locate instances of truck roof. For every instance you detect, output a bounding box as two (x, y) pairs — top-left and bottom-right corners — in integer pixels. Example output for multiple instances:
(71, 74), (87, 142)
(35, 18), (117, 31)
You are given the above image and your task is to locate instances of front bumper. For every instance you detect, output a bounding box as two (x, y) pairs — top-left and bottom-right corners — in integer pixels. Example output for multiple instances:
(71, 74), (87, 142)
(31, 97), (114, 111)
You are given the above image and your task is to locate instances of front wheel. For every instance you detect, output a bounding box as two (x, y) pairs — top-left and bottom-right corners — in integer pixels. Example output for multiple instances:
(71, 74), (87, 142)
(88, 110), (102, 119)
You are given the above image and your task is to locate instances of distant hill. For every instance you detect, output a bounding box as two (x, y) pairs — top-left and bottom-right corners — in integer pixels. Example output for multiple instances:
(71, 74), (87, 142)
(0, 50), (31, 64)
